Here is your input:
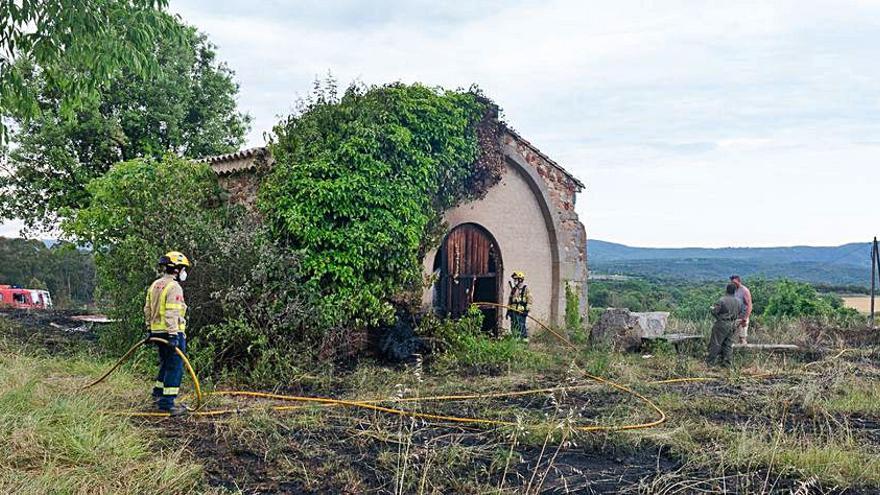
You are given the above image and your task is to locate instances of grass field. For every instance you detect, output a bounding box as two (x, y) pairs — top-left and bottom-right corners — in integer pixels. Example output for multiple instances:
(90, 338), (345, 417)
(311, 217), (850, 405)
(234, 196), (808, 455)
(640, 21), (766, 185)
(3, 312), (880, 494)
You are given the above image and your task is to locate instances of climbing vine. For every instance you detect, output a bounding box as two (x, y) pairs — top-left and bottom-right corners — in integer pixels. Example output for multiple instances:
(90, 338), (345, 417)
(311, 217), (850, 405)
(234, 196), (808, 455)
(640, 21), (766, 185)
(260, 81), (502, 327)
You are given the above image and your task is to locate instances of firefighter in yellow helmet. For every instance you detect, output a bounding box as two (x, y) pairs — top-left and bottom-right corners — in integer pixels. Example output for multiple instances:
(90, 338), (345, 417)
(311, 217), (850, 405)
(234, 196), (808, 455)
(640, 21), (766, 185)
(144, 251), (190, 415)
(507, 271), (532, 341)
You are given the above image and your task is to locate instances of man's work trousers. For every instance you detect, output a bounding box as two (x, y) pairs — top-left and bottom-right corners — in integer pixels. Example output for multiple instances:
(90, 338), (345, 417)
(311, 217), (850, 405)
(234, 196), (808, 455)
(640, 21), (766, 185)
(150, 332), (186, 410)
(510, 312), (528, 339)
(735, 319), (750, 345)
(706, 321), (735, 367)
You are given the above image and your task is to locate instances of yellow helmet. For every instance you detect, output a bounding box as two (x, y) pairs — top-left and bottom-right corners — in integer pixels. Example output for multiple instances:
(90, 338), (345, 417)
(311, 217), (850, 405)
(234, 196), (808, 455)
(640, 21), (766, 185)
(160, 251), (191, 268)
(512, 271), (525, 279)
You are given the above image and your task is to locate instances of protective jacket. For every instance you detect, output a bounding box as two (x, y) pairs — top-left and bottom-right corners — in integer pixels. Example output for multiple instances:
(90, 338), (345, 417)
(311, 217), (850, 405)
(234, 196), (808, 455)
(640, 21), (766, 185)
(144, 274), (187, 334)
(711, 295), (741, 325)
(508, 284), (532, 314)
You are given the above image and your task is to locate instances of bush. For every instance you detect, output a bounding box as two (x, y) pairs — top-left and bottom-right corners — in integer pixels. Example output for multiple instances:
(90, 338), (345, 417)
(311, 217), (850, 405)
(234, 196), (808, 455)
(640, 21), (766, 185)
(419, 305), (541, 370)
(591, 278), (865, 327)
(189, 224), (329, 384)
(260, 81), (501, 330)
(763, 280), (863, 325)
(62, 155), (240, 354)
(63, 155), (330, 381)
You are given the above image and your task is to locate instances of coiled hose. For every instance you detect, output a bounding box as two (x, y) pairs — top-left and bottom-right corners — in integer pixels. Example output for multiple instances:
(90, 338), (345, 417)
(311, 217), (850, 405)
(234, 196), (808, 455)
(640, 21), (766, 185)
(82, 335), (684, 429)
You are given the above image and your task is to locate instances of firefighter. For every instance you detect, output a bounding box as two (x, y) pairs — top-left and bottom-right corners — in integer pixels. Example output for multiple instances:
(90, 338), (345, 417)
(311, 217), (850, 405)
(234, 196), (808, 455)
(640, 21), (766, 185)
(706, 282), (743, 368)
(144, 251), (190, 415)
(507, 271), (532, 341)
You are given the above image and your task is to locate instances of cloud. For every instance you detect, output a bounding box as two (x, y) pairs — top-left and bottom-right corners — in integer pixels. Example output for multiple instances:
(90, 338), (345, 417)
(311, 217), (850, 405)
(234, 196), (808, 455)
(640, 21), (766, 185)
(0, 220), (24, 239)
(6, 1), (872, 247)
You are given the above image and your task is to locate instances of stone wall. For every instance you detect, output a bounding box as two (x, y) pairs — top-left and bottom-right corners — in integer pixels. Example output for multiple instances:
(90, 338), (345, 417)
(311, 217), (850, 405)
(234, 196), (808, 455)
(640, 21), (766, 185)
(501, 130), (588, 324)
(218, 172), (261, 211)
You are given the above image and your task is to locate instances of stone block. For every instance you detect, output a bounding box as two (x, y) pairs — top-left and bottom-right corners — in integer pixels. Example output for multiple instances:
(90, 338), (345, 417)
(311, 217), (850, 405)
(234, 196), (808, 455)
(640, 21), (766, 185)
(591, 308), (670, 350)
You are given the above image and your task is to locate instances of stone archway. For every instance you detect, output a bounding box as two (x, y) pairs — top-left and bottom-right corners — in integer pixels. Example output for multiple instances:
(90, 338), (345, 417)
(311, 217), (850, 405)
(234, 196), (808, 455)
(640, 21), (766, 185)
(432, 223), (503, 333)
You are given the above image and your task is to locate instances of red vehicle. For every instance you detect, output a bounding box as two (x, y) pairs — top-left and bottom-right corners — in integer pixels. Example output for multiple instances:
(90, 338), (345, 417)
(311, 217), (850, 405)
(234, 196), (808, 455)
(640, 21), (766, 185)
(0, 285), (53, 309)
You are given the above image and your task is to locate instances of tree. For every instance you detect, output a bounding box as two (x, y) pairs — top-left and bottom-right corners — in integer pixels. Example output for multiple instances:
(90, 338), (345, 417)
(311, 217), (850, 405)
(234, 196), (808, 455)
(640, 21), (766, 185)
(0, 237), (95, 306)
(62, 155), (235, 351)
(0, 20), (250, 233)
(0, 0), (184, 143)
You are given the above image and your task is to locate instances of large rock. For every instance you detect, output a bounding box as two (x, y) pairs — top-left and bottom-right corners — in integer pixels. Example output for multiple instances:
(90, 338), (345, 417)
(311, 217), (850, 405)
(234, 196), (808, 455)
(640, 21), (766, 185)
(591, 308), (669, 350)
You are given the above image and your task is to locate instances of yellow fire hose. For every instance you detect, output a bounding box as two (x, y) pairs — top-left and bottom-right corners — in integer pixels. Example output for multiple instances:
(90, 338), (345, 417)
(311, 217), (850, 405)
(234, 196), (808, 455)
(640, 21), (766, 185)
(83, 337), (203, 408)
(82, 336), (687, 429)
(81, 318), (850, 430)
(472, 301), (578, 350)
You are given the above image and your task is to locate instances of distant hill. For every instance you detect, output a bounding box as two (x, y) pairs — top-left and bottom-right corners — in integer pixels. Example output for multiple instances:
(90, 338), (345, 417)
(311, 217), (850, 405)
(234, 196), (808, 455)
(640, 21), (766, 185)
(589, 239), (874, 288)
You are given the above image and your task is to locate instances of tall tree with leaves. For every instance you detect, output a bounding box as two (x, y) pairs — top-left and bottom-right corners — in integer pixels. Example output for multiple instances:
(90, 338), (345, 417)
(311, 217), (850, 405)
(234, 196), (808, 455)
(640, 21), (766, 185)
(0, 0), (184, 142)
(0, 20), (250, 232)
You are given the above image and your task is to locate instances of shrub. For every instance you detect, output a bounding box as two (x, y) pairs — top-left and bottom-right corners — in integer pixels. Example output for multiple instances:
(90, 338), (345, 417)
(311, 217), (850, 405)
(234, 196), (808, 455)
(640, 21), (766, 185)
(764, 280), (864, 324)
(419, 305), (541, 370)
(260, 81), (501, 330)
(189, 224), (328, 384)
(62, 155), (238, 353)
(565, 283), (583, 332)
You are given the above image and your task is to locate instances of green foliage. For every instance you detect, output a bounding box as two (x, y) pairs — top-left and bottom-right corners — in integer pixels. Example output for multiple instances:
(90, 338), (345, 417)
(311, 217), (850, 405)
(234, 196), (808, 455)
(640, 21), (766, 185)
(62, 154), (324, 378)
(61, 155), (233, 353)
(0, 1), (185, 144)
(1, 19), (249, 232)
(764, 280), (862, 323)
(420, 305), (486, 349)
(419, 305), (542, 370)
(261, 81), (497, 328)
(0, 238), (95, 306)
(564, 283), (583, 331)
(189, 226), (325, 385)
(589, 278), (678, 313)
(590, 278), (865, 325)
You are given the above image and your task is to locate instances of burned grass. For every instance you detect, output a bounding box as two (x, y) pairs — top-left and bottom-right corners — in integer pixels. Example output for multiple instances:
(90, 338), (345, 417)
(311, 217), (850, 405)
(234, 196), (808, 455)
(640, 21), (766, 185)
(6, 311), (880, 493)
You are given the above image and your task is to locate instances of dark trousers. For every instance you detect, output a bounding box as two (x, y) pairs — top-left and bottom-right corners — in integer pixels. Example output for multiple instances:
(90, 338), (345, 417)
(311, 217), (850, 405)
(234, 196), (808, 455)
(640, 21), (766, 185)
(706, 321), (735, 367)
(510, 312), (528, 339)
(150, 332), (186, 409)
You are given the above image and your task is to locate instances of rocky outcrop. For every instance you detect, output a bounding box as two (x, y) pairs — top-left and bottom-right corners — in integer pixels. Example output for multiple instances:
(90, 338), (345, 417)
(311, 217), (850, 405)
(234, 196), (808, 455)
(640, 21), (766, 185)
(590, 308), (669, 350)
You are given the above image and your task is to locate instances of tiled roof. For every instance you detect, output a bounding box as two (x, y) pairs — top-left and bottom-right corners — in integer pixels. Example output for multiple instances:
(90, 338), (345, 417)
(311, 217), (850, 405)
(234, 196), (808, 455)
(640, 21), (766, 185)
(202, 147), (270, 174)
(203, 131), (585, 190)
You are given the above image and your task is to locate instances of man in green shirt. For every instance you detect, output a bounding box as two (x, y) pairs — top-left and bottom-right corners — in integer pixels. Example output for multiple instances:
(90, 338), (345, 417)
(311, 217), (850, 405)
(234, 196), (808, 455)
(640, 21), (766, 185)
(707, 282), (743, 368)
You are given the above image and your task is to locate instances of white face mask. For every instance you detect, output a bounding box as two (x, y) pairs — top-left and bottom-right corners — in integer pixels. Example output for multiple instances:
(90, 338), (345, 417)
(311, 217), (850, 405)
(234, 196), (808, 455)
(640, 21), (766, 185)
(178, 268), (188, 282)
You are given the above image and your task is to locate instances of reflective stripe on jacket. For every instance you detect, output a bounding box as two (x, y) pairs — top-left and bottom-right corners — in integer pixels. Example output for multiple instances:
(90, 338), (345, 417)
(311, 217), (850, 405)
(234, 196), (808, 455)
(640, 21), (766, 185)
(508, 284), (532, 313)
(144, 275), (187, 334)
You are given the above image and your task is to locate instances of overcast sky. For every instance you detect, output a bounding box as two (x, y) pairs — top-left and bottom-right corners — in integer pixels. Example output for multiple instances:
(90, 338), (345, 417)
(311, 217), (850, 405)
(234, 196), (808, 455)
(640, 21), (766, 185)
(3, 0), (878, 247)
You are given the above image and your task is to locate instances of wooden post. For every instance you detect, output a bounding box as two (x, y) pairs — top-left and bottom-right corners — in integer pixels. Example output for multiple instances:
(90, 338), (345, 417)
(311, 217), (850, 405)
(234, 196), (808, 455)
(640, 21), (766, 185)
(872, 237), (878, 329)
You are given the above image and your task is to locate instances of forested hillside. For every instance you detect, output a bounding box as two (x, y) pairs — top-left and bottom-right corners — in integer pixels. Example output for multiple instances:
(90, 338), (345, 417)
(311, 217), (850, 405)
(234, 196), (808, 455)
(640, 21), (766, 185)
(590, 239), (873, 287)
(0, 237), (95, 306)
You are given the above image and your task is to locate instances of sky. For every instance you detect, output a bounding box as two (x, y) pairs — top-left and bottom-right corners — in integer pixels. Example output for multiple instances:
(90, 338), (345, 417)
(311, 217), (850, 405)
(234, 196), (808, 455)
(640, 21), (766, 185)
(3, 0), (879, 247)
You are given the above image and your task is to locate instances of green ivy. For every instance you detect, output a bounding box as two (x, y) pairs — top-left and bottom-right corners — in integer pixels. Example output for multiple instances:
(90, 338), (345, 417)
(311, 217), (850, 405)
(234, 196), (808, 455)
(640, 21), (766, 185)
(564, 283), (583, 331)
(260, 82), (499, 328)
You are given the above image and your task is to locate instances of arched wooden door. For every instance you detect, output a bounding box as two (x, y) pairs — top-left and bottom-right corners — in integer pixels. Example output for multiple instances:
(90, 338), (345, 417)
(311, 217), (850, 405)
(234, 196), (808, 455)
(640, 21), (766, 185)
(434, 223), (503, 333)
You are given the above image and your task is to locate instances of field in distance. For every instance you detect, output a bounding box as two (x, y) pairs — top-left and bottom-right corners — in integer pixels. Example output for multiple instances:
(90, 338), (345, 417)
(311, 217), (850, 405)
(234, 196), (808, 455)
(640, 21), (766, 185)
(844, 295), (875, 314)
